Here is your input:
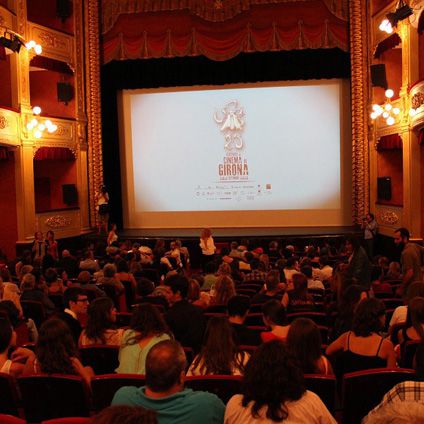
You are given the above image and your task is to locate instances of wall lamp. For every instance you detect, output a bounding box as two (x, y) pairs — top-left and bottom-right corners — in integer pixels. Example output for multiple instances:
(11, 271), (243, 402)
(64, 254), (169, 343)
(380, 0), (413, 33)
(0, 28), (42, 55)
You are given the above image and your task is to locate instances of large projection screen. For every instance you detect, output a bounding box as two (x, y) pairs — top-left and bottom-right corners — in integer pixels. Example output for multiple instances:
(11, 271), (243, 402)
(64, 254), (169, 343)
(118, 80), (352, 229)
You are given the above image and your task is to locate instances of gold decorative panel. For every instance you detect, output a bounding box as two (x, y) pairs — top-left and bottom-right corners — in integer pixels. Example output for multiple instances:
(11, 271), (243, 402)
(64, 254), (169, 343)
(376, 204), (403, 234)
(0, 6), (17, 30)
(410, 81), (424, 130)
(0, 108), (20, 146)
(27, 22), (75, 68)
(36, 209), (81, 238)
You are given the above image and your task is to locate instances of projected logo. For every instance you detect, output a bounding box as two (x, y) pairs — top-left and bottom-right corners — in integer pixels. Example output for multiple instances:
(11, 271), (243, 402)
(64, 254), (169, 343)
(214, 100), (245, 151)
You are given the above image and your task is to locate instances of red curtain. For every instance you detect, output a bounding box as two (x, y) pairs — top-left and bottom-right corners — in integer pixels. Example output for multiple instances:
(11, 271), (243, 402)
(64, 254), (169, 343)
(377, 134), (402, 150)
(34, 147), (75, 161)
(373, 33), (401, 59)
(101, 1), (348, 63)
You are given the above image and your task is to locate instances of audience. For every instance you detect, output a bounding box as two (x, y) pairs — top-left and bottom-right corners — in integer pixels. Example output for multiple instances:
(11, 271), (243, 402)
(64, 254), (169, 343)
(187, 316), (249, 376)
(89, 405), (157, 424)
(210, 275), (236, 305)
(281, 273), (314, 312)
(112, 340), (225, 424)
(261, 300), (290, 343)
(116, 303), (172, 374)
(224, 340), (336, 423)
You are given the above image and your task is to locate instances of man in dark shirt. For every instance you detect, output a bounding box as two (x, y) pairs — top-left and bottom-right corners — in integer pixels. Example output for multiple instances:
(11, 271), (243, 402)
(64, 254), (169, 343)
(55, 287), (88, 344)
(250, 270), (283, 305)
(58, 249), (79, 278)
(164, 275), (205, 353)
(227, 295), (261, 346)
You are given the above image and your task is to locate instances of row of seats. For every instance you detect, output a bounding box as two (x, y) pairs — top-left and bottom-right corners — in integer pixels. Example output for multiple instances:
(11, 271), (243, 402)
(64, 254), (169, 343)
(0, 368), (416, 424)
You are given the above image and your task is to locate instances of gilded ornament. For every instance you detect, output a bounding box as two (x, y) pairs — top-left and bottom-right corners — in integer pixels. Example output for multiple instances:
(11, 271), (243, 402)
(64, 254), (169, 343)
(45, 215), (72, 228)
(411, 92), (424, 110)
(0, 115), (8, 129)
(378, 210), (399, 225)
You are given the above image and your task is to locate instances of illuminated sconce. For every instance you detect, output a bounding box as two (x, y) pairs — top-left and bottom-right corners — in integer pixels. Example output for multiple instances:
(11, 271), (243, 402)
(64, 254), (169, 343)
(26, 106), (57, 139)
(370, 89), (401, 126)
(379, 19), (393, 34)
(25, 40), (42, 55)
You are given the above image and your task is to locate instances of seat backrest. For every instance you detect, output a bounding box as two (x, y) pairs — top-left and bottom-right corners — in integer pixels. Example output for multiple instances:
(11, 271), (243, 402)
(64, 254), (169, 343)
(205, 304), (227, 313)
(79, 345), (120, 375)
(91, 374), (146, 412)
(401, 340), (421, 369)
(287, 312), (328, 326)
(120, 280), (135, 311)
(18, 375), (91, 422)
(342, 368), (415, 424)
(0, 373), (20, 416)
(185, 375), (243, 403)
(42, 418), (90, 424)
(244, 313), (265, 326)
(304, 374), (336, 413)
(0, 414), (26, 424)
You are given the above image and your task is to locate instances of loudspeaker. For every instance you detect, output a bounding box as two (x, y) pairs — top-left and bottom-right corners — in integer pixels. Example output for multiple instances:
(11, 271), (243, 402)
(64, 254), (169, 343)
(62, 184), (78, 205)
(57, 82), (74, 104)
(377, 177), (391, 200)
(56, 0), (72, 21)
(371, 64), (388, 89)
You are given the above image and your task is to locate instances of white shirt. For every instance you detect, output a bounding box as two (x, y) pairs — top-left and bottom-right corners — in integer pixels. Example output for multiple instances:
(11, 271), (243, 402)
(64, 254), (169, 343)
(225, 391), (336, 424)
(200, 236), (216, 255)
(389, 305), (407, 328)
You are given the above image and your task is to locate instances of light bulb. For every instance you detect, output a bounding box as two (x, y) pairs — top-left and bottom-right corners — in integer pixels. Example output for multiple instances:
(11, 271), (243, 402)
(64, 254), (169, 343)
(26, 122), (34, 130)
(34, 130), (42, 139)
(385, 89), (394, 99)
(51, 124), (58, 132)
(384, 103), (392, 111)
(382, 111), (389, 118)
(45, 120), (52, 127)
(370, 112), (377, 120)
(387, 116), (395, 125)
(393, 107), (400, 115)
(38, 123), (46, 131)
(34, 44), (42, 55)
(410, 108), (417, 117)
(32, 106), (41, 115)
(372, 104), (380, 111)
(379, 19), (388, 31)
(31, 118), (38, 126)
(26, 40), (36, 49)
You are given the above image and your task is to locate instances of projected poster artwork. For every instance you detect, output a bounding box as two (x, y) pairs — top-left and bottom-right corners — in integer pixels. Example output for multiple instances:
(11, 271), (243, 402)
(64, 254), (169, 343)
(127, 83), (341, 213)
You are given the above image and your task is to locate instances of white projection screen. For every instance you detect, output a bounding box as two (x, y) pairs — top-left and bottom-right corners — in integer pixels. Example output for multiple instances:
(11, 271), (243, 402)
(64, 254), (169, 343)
(118, 80), (352, 229)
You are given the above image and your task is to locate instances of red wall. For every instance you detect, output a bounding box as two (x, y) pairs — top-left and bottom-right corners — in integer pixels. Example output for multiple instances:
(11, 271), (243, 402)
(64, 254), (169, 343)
(34, 159), (77, 212)
(29, 70), (75, 119)
(0, 152), (18, 259)
(377, 149), (403, 206)
(419, 32), (424, 81)
(0, 0), (10, 9)
(373, 48), (402, 105)
(0, 56), (12, 108)
(27, 0), (74, 34)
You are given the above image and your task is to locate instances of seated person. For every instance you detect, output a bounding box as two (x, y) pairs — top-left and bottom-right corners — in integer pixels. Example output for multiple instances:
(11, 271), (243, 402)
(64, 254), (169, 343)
(281, 273), (315, 312)
(227, 295), (261, 346)
(20, 272), (55, 314)
(112, 340), (225, 424)
(326, 298), (396, 375)
(250, 270), (284, 304)
(261, 300), (290, 343)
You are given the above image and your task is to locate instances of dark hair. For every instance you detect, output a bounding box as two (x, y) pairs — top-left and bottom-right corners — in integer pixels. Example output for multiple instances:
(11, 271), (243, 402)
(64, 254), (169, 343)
(126, 304), (170, 345)
(36, 318), (78, 374)
(408, 297), (424, 342)
(262, 300), (287, 326)
(191, 317), (247, 375)
(165, 275), (189, 299)
(63, 287), (85, 308)
(227, 295), (250, 317)
(287, 318), (322, 374)
(115, 258), (129, 273)
(89, 405), (157, 424)
(44, 268), (58, 284)
(136, 278), (155, 297)
(338, 284), (365, 318)
(0, 300), (20, 327)
(406, 282), (424, 302)
(0, 317), (13, 353)
(395, 227), (410, 240)
(213, 275), (236, 304)
(265, 270), (280, 291)
(205, 261), (216, 274)
(146, 340), (186, 392)
(242, 340), (305, 421)
(250, 259), (260, 270)
(221, 247), (230, 256)
(292, 273), (309, 300)
(85, 297), (116, 344)
(285, 257), (297, 268)
(300, 266), (312, 279)
(346, 236), (361, 252)
(352, 298), (386, 337)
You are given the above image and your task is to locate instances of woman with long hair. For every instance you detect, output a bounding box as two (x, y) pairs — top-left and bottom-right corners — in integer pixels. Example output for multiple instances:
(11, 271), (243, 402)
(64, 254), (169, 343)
(287, 318), (333, 375)
(210, 274), (236, 305)
(199, 228), (216, 271)
(79, 297), (124, 346)
(261, 300), (290, 343)
(46, 230), (58, 261)
(116, 304), (172, 374)
(23, 318), (93, 385)
(398, 297), (424, 345)
(225, 341), (336, 423)
(281, 273), (314, 312)
(326, 298), (396, 375)
(187, 316), (249, 376)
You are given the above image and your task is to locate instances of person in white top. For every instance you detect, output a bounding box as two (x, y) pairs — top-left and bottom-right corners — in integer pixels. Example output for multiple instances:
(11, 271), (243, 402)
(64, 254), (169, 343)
(225, 340), (336, 424)
(199, 228), (216, 271)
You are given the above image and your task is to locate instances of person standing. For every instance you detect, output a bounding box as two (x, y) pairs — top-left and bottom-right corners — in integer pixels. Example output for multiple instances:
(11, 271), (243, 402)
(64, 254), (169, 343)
(96, 185), (110, 234)
(394, 227), (424, 296)
(362, 213), (378, 259)
(199, 228), (216, 271)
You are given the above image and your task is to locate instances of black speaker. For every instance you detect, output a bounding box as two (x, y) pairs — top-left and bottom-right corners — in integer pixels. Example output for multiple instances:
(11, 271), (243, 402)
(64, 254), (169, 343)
(62, 184), (78, 205)
(56, 0), (72, 21)
(57, 82), (74, 104)
(377, 177), (391, 200)
(371, 64), (388, 89)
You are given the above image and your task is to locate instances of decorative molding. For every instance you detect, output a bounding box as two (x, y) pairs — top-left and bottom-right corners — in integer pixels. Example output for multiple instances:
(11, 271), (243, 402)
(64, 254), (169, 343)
(27, 22), (75, 68)
(409, 81), (424, 130)
(350, 0), (370, 224)
(411, 92), (424, 110)
(377, 207), (400, 226)
(0, 108), (19, 146)
(0, 6), (16, 30)
(85, 0), (104, 228)
(45, 215), (72, 228)
(0, 115), (8, 129)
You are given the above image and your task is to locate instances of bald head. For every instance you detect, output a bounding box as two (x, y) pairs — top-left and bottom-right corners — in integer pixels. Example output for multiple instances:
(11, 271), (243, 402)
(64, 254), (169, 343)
(145, 340), (186, 393)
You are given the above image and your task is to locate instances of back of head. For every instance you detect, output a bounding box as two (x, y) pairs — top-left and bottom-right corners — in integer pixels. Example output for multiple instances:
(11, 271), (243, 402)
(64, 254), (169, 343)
(352, 298), (385, 337)
(292, 273), (308, 296)
(44, 268), (58, 285)
(227, 295), (250, 317)
(214, 275), (236, 304)
(0, 317), (13, 353)
(262, 299), (287, 326)
(0, 300), (20, 327)
(103, 263), (117, 278)
(145, 340), (186, 392)
(63, 286), (85, 308)
(85, 297), (115, 343)
(286, 318), (322, 373)
(130, 304), (169, 340)
(115, 258), (129, 273)
(78, 271), (92, 285)
(242, 340), (305, 421)
(409, 297), (424, 341)
(165, 274), (189, 299)
(21, 273), (36, 291)
(250, 259), (260, 271)
(89, 405), (157, 424)
(265, 270), (280, 291)
(300, 266), (312, 279)
(395, 227), (410, 240)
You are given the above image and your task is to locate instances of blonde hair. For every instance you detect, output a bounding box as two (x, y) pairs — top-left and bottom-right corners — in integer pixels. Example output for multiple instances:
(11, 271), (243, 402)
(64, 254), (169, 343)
(213, 275), (236, 304)
(201, 228), (212, 239)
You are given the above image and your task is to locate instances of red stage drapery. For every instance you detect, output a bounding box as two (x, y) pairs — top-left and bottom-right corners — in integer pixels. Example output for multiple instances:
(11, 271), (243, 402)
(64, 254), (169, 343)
(373, 33), (401, 59)
(34, 147), (75, 161)
(101, 1), (349, 63)
(377, 133), (403, 150)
